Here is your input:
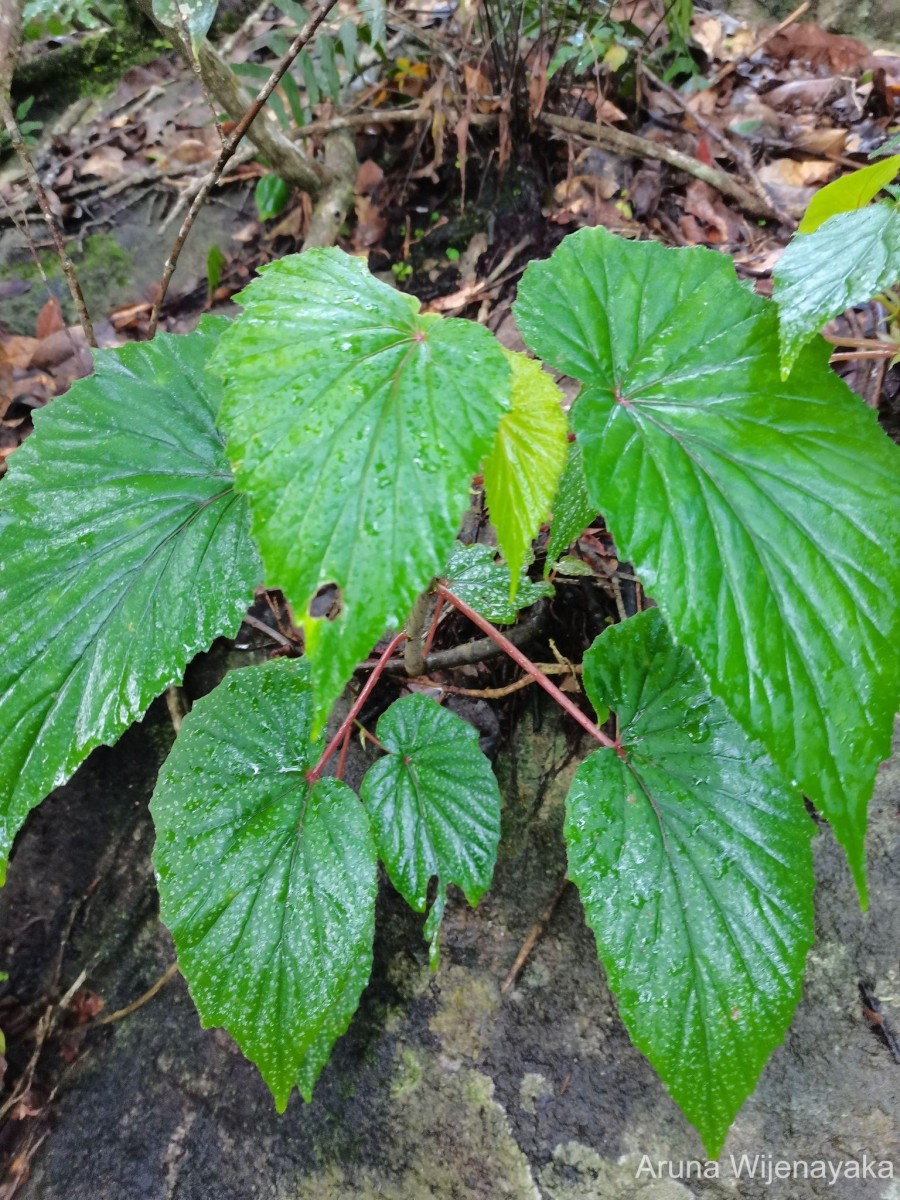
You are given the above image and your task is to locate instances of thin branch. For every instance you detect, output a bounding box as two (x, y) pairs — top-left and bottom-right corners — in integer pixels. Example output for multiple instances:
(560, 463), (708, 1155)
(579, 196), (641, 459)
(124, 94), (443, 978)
(307, 630), (407, 783)
(93, 962), (180, 1026)
(501, 877), (569, 993)
(436, 584), (622, 754)
(423, 661), (581, 700)
(0, 94), (97, 347)
(148, 0), (341, 336)
(540, 111), (776, 220)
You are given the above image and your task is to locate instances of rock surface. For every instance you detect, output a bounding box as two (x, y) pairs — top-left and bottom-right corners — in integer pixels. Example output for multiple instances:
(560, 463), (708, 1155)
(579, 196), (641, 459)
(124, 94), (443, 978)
(0, 662), (898, 1200)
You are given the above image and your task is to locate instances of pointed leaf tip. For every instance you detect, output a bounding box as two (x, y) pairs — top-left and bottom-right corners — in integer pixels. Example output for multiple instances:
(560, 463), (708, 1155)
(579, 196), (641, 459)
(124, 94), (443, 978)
(151, 658), (377, 1108)
(516, 225), (900, 899)
(566, 610), (815, 1155)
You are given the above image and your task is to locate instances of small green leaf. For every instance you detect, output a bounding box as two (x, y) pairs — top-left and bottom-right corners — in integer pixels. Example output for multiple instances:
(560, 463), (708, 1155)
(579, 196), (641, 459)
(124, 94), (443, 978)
(554, 554), (594, 577)
(297, 50), (320, 107)
(483, 351), (567, 598)
(0, 319), (259, 885)
(255, 173), (290, 222)
(566, 609), (814, 1156)
(774, 204), (900, 375)
(515, 226), (900, 900)
(152, 658), (376, 1109)
(207, 243), (226, 301)
(360, 693), (501, 962)
(798, 156), (900, 233)
(212, 248), (509, 733)
(442, 542), (552, 623)
(151, 0), (218, 50)
(544, 440), (596, 574)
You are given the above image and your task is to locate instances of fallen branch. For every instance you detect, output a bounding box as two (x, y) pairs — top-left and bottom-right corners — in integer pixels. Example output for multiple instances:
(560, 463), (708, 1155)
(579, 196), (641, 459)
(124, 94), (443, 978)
(301, 131), (356, 251)
(147, 0), (340, 334)
(540, 111), (776, 220)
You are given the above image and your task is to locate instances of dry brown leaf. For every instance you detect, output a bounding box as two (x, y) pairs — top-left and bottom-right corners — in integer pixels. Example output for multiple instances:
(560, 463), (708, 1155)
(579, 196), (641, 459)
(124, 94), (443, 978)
(758, 158), (836, 188)
(682, 179), (745, 244)
(35, 297), (63, 340)
(766, 24), (869, 72)
(791, 125), (848, 155)
(170, 137), (215, 165)
(80, 145), (127, 181)
(0, 336), (39, 371)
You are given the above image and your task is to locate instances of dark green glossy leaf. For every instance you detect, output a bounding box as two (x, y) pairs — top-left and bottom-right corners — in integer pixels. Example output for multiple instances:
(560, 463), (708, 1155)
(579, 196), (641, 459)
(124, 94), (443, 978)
(0, 319), (259, 884)
(566, 609), (814, 1156)
(515, 225), (900, 899)
(544, 440), (596, 574)
(483, 350), (567, 592)
(152, 658), (376, 1109)
(442, 542), (552, 623)
(774, 204), (900, 374)
(360, 693), (501, 965)
(255, 173), (290, 221)
(213, 248), (509, 733)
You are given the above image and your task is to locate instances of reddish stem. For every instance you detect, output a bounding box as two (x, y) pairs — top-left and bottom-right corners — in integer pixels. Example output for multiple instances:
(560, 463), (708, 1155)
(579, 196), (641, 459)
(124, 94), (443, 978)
(436, 584), (623, 756)
(307, 630), (407, 783)
(335, 726), (352, 781)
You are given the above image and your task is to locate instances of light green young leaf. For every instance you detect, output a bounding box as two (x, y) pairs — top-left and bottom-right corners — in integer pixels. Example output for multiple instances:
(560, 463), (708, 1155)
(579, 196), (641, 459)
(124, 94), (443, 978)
(360, 693), (501, 965)
(544, 440), (597, 574)
(152, 0), (218, 50)
(152, 659), (376, 1109)
(442, 542), (552, 623)
(0, 319), (259, 885)
(483, 350), (567, 597)
(798, 155), (900, 233)
(255, 174), (290, 221)
(212, 248), (509, 733)
(774, 204), (900, 375)
(566, 609), (814, 1156)
(515, 226), (900, 900)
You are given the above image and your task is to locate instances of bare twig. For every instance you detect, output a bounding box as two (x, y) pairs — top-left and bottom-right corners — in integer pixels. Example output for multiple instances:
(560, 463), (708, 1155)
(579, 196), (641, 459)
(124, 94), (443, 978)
(501, 878), (570, 993)
(640, 62), (783, 221)
(0, 95), (97, 346)
(419, 661), (581, 700)
(436, 584), (622, 754)
(94, 961), (180, 1027)
(540, 111), (776, 220)
(148, 0), (340, 335)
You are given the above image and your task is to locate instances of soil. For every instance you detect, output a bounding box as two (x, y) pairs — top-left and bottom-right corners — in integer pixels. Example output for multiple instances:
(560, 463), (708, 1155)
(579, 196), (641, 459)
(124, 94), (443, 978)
(0, 641), (897, 1199)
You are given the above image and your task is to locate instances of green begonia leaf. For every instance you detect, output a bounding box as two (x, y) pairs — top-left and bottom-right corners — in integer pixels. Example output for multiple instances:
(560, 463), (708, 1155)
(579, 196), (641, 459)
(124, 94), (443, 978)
(798, 156), (900, 233)
(483, 350), (567, 594)
(152, 658), (376, 1109)
(360, 693), (501, 965)
(442, 542), (552, 623)
(544, 440), (596, 574)
(515, 226), (900, 900)
(566, 609), (814, 1156)
(0, 319), (259, 885)
(212, 249), (510, 733)
(774, 204), (900, 375)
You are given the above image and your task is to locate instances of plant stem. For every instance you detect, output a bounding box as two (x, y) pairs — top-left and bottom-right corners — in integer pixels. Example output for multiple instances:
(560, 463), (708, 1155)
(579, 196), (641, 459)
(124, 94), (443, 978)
(307, 630), (407, 783)
(435, 584), (622, 756)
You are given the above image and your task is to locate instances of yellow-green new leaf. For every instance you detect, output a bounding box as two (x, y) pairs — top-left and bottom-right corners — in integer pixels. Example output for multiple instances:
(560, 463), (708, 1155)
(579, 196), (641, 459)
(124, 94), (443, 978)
(798, 156), (900, 234)
(483, 350), (567, 596)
